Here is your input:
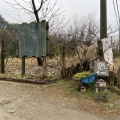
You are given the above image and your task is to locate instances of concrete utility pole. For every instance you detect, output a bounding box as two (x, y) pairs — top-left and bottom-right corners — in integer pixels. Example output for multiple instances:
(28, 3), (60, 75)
(100, 0), (107, 39)
(119, 21), (120, 53)
(98, 0), (107, 60)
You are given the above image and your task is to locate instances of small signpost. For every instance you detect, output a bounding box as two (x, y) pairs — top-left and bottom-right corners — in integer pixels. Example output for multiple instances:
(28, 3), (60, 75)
(94, 61), (109, 77)
(94, 61), (109, 102)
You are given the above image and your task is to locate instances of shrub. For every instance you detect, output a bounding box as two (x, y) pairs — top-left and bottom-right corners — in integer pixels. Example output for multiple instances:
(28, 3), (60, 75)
(73, 71), (92, 80)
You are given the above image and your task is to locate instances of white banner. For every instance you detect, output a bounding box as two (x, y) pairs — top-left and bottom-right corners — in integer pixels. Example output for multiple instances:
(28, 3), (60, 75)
(102, 38), (114, 71)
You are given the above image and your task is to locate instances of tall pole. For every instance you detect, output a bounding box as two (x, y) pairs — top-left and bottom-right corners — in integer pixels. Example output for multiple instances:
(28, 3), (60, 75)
(100, 0), (107, 39)
(98, 0), (107, 60)
(119, 22), (120, 53)
(1, 37), (5, 73)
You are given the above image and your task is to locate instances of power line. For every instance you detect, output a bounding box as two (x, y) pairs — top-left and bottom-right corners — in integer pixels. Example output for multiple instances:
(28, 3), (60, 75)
(115, 0), (120, 53)
(112, 0), (119, 26)
(116, 0), (120, 22)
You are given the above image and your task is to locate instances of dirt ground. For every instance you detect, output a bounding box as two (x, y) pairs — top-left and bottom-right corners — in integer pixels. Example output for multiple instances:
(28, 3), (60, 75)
(0, 80), (109, 120)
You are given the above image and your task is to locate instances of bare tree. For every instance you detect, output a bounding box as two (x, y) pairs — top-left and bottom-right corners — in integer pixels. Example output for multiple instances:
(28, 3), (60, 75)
(5, 0), (65, 66)
(0, 29), (16, 73)
(64, 15), (99, 62)
(5, 0), (65, 22)
(67, 14), (118, 62)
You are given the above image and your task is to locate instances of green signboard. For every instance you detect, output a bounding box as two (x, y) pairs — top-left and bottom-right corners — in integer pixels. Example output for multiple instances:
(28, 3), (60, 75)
(18, 20), (46, 57)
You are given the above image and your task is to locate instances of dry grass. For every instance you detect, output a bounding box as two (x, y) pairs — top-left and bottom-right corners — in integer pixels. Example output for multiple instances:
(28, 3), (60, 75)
(46, 80), (120, 120)
(1, 55), (120, 80)
(114, 57), (120, 72)
(2, 57), (60, 80)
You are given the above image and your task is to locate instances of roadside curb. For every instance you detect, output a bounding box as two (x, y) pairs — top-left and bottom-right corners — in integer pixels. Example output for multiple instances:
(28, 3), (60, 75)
(0, 77), (51, 85)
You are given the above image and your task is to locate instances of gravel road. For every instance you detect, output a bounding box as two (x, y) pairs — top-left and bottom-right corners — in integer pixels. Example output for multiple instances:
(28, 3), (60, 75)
(0, 81), (106, 120)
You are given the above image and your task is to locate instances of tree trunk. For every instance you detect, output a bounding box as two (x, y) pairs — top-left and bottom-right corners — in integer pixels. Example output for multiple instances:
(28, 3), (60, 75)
(32, 0), (44, 66)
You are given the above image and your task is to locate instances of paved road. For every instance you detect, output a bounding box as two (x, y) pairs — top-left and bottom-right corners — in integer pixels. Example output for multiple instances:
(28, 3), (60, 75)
(0, 81), (106, 120)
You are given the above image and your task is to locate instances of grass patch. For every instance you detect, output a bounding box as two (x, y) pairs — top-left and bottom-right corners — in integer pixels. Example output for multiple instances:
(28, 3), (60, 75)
(47, 79), (120, 119)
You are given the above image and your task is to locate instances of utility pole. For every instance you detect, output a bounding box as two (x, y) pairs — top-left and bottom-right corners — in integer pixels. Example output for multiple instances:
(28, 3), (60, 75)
(100, 0), (107, 39)
(98, 0), (107, 60)
(119, 22), (120, 53)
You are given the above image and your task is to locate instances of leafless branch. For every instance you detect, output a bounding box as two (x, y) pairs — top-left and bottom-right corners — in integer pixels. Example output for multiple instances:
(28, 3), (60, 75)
(5, 0), (33, 13)
(103, 43), (116, 53)
(65, 44), (82, 62)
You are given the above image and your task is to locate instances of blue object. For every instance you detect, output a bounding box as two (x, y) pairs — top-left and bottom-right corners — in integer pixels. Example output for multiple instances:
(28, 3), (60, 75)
(80, 73), (98, 89)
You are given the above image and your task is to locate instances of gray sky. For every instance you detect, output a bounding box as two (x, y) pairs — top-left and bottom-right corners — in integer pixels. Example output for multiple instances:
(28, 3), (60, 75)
(0, 0), (120, 28)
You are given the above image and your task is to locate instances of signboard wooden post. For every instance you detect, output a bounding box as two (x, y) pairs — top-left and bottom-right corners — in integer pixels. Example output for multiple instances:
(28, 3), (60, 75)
(22, 56), (25, 75)
(102, 38), (114, 71)
(17, 20), (48, 75)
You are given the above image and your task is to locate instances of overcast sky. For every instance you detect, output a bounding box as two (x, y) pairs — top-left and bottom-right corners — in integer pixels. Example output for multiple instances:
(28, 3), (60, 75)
(0, 0), (120, 28)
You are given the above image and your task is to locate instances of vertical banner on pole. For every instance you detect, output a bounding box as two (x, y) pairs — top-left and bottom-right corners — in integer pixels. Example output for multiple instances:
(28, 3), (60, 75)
(102, 38), (114, 71)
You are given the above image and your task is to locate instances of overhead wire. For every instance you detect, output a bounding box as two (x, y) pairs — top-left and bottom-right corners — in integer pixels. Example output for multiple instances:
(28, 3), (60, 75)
(115, 0), (120, 51)
(112, 0), (119, 26)
(115, 0), (120, 23)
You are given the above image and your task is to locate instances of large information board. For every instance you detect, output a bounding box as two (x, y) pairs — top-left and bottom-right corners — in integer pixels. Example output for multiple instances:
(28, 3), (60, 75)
(18, 20), (46, 57)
